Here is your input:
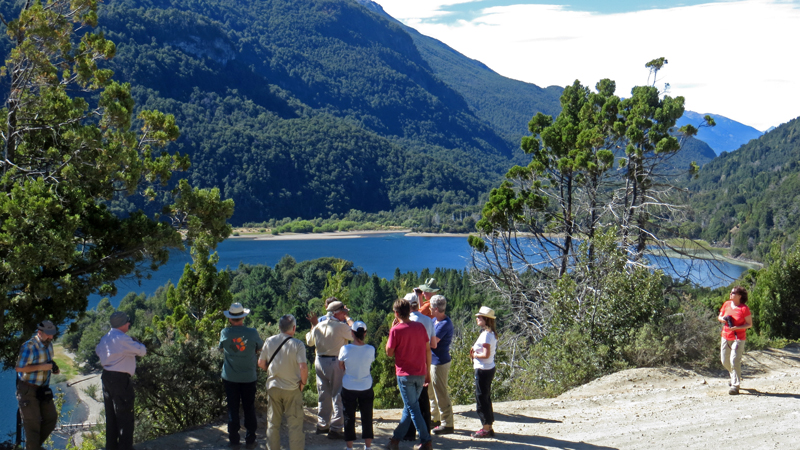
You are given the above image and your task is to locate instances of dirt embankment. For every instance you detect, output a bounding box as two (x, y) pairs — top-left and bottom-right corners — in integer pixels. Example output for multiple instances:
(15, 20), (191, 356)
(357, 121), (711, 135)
(139, 344), (800, 449)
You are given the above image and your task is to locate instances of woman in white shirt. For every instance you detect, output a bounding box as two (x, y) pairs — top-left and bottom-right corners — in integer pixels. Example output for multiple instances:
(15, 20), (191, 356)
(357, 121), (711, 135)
(469, 306), (498, 438)
(338, 321), (375, 450)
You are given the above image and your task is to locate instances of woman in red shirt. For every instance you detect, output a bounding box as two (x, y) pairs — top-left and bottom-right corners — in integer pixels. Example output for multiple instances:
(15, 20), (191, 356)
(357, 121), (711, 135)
(718, 286), (752, 395)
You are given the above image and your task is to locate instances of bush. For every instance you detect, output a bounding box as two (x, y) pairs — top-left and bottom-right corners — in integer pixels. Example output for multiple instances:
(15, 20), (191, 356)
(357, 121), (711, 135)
(290, 221), (314, 233)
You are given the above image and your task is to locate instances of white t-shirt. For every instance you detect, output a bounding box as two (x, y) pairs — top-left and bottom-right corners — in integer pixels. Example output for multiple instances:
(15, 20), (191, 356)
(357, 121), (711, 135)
(472, 330), (497, 370)
(338, 343), (375, 391)
(410, 311), (434, 341)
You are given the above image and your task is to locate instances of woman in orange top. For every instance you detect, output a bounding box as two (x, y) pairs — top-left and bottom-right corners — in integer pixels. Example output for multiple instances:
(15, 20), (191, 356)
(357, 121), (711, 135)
(718, 286), (752, 395)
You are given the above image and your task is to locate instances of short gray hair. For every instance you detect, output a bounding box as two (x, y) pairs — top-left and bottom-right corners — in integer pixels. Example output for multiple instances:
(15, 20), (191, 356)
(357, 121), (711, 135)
(430, 295), (446, 312)
(279, 314), (296, 333)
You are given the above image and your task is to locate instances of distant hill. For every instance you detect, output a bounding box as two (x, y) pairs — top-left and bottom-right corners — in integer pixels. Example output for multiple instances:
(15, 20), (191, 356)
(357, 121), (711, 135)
(687, 116), (800, 260)
(677, 111), (763, 155)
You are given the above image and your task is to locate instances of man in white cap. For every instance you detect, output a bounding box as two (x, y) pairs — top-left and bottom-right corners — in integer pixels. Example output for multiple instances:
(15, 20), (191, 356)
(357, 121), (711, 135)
(306, 297), (353, 439)
(402, 292), (436, 441)
(15, 320), (60, 450)
(96, 311), (147, 450)
(220, 303), (264, 449)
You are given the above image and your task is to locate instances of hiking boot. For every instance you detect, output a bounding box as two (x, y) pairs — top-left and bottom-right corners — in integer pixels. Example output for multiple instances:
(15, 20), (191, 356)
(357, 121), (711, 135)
(729, 386), (740, 395)
(471, 428), (495, 438)
(432, 420), (441, 428)
(315, 427), (330, 435)
(413, 441), (433, 450)
(328, 429), (345, 440)
(388, 438), (401, 450)
(245, 442), (258, 450)
(432, 425), (454, 435)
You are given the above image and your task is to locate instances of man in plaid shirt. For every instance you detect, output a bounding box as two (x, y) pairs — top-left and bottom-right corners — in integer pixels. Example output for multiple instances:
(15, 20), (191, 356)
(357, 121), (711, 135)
(15, 320), (60, 450)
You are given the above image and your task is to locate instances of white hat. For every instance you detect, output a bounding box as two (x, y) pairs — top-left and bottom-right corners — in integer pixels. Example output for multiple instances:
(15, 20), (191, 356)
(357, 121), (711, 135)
(351, 320), (367, 332)
(224, 303), (250, 319)
(326, 301), (348, 313)
(403, 293), (419, 305)
(475, 306), (496, 319)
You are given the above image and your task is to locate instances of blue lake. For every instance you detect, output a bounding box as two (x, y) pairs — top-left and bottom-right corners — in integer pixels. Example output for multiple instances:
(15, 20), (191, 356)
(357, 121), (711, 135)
(0, 232), (749, 443)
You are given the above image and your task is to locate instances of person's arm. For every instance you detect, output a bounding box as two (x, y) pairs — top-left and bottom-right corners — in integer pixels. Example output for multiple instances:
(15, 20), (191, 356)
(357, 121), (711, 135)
(733, 314), (754, 331)
(257, 358), (267, 371)
(429, 325), (437, 350)
(386, 328), (395, 357)
(307, 311), (319, 328)
(16, 363), (52, 373)
(299, 362), (308, 390)
(474, 343), (492, 360)
(718, 302), (728, 324)
(425, 341), (432, 385)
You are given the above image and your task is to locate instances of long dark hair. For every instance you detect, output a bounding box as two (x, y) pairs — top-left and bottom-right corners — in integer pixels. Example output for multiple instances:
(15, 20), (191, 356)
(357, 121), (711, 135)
(732, 286), (748, 305)
(353, 327), (366, 342)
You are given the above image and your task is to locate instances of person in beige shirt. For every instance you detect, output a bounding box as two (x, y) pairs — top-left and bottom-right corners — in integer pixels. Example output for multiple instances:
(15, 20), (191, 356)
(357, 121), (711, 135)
(258, 314), (308, 450)
(306, 299), (353, 439)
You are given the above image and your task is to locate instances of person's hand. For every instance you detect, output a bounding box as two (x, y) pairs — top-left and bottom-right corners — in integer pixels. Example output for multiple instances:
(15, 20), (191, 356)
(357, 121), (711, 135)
(306, 312), (319, 327)
(469, 348), (475, 360)
(424, 372), (431, 386)
(391, 317), (399, 328)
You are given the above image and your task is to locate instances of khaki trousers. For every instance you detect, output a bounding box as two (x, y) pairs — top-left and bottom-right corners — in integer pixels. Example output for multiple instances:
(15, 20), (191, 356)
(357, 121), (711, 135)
(721, 338), (745, 387)
(267, 387), (304, 450)
(429, 362), (453, 427)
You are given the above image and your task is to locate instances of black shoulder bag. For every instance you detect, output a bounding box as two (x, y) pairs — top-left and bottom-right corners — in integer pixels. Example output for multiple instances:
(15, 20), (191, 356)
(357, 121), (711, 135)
(267, 337), (293, 368)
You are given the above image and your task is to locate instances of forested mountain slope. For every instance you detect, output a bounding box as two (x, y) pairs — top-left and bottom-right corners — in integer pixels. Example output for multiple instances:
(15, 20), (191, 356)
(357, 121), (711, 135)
(0, 0), (566, 223)
(688, 117), (800, 259)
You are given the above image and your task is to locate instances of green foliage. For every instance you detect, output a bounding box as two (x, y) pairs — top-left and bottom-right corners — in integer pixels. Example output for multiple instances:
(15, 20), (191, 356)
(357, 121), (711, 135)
(750, 239), (800, 339)
(0, 0), (233, 368)
(687, 117), (800, 261)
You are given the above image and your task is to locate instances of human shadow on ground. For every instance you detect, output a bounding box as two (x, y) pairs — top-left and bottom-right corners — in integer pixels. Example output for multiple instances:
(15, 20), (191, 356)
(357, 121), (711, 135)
(456, 410), (561, 424)
(432, 431), (619, 450)
(739, 388), (800, 399)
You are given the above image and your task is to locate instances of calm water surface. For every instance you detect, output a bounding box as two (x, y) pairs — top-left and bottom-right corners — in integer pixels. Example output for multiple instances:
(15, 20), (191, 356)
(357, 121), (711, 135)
(0, 232), (749, 442)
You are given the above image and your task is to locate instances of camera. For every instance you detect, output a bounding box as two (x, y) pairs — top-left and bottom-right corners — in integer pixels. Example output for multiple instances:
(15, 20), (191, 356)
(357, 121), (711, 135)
(51, 360), (60, 375)
(722, 315), (735, 328)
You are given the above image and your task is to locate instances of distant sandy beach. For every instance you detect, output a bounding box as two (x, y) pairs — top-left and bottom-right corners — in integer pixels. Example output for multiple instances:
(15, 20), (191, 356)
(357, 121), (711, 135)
(230, 229), (475, 241)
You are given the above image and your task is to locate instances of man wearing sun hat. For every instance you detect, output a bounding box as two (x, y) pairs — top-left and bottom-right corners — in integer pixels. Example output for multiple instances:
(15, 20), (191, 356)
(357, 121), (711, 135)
(220, 303), (264, 449)
(15, 320), (60, 450)
(96, 311), (147, 450)
(415, 278), (440, 318)
(306, 298), (354, 439)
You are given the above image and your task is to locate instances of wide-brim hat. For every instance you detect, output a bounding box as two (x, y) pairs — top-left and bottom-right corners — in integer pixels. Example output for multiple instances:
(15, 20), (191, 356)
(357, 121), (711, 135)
(224, 302), (250, 319)
(109, 311), (130, 329)
(326, 301), (348, 313)
(37, 320), (58, 336)
(403, 293), (419, 305)
(475, 306), (496, 320)
(417, 278), (440, 293)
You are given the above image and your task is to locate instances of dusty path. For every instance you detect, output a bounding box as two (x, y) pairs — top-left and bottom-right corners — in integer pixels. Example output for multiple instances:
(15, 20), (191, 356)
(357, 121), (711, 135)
(139, 344), (800, 450)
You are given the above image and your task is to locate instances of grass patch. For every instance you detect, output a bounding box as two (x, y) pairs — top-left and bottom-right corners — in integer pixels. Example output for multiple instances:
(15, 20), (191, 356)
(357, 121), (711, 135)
(52, 343), (80, 380)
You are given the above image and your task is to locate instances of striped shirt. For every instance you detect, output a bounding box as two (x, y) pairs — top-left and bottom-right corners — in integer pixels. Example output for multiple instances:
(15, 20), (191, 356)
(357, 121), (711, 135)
(16, 335), (53, 386)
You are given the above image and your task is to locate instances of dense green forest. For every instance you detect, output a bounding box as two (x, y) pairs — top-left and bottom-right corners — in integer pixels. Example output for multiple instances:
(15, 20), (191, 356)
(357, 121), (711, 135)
(686, 117), (800, 260)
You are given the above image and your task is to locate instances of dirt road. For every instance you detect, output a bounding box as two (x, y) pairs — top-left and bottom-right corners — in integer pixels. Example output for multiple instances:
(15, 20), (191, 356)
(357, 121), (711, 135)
(139, 344), (800, 449)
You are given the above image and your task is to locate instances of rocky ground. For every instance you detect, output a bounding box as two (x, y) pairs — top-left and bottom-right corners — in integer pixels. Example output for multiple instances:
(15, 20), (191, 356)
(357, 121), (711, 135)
(132, 343), (800, 449)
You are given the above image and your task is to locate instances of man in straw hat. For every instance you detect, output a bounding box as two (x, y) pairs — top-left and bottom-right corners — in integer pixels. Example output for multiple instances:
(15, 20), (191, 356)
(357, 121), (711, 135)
(96, 311), (147, 450)
(306, 297), (353, 439)
(220, 303), (264, 449)
(15, 320), (60, 450)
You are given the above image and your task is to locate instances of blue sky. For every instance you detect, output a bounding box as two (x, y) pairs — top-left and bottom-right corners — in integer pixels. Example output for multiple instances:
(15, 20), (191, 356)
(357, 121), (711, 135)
(375, 0), (800, 131)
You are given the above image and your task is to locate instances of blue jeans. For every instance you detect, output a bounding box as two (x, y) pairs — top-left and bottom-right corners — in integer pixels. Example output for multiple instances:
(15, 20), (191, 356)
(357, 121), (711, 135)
(392, 376), (431, 443)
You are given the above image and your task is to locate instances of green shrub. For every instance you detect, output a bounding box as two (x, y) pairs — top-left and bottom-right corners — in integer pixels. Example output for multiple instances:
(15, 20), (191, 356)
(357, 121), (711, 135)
(337, 220), (358, 232)
(290, 221), (314, 233)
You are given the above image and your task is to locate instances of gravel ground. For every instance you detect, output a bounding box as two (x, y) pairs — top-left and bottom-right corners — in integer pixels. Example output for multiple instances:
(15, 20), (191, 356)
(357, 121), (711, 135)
(138, 343), (800, 450)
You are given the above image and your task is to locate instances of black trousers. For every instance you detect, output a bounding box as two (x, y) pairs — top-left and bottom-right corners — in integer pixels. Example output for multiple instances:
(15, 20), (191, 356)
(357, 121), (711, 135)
(16, 381), (57, 450)
(342, 387), (374, 442)
(403, 382), (431, 440)
(224, 380), (258, 445)
(102, 370), (136, 450)
(475, 367), (495, 426)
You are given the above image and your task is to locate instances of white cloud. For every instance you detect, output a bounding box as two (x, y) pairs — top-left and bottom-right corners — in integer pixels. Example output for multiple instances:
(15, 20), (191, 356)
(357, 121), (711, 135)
(376, 0), (800, 131)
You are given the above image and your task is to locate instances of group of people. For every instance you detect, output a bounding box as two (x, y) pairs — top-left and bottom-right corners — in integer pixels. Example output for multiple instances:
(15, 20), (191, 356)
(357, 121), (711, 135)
(216, 277), (498, 450)
(15, 311), (146, 450)
(13, 282), (752, 450)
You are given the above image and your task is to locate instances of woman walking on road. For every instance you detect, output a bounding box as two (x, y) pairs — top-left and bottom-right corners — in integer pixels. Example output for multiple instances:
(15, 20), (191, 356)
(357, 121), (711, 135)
(338, 321), (376, 450)
(719, 286), (752, 395)
(470, 306), (498, 438)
